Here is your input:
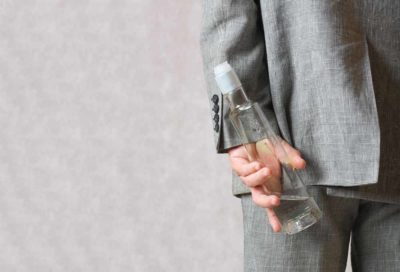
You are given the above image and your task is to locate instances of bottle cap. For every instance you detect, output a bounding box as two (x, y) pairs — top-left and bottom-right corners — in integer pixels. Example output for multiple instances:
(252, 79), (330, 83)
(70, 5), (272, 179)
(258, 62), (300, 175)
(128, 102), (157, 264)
(214, 61), (242, 94)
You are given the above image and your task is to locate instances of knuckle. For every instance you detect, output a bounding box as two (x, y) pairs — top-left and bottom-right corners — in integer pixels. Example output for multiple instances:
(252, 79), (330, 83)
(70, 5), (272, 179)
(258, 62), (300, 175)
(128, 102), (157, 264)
(251, 194), (264, 207)
(235, 168), (244, 177)
(233, 165), (245, 176)
(252, 161), (262, 170)
(251, 194), (272, 208)
(258, 168), (270, 179)
(240, 176), (252, 187)
(249, 177), (262, 187)
(243, 168), (271, 187)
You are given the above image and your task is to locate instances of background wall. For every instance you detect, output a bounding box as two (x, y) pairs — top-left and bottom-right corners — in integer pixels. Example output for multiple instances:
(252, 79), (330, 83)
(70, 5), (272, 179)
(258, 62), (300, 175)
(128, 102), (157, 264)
(0, 1), (243, 271)
(0, 1), (351, 271)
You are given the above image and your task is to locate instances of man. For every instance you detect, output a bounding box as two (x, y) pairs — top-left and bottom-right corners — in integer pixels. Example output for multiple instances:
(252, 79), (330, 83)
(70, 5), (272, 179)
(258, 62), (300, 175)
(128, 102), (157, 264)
(200, 0), (400, 271)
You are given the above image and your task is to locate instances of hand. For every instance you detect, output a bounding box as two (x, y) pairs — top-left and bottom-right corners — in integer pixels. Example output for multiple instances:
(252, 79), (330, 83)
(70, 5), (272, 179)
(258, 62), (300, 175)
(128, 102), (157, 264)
(227, 138), (306, 232)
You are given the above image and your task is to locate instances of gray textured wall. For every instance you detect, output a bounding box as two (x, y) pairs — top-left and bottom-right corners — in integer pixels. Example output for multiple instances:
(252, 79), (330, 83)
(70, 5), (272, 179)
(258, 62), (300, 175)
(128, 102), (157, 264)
(0, 1), (242, 271)
(0, 1), (352, 271)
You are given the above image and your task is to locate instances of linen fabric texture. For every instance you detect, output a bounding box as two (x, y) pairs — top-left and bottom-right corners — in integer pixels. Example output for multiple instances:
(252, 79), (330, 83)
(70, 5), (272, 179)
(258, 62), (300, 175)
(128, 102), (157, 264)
(240, 186), (400, 272)
(200, 0), (400, 203)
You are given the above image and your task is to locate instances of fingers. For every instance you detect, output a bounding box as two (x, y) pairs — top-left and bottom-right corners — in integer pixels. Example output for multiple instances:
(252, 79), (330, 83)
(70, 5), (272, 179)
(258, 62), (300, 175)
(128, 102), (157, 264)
(228, 145), (259, 176)
(250, 186), (282, 232)
(229, 145), (277, 188)
(243, 143), (259, 161)
(228, 139), (307, 172)
(263, 137), (306, 170)
(241, 167), (272, 187)
(227, 144), (249, 158)
(279, 139), (307, 169)
(250, 186), (280, 208)
(227, 139), (302, 234)
(228, 139), (305, 200)
(228, 145), (271, 187)
(265, 208), (282, 233)
(230, 158), (263, 177)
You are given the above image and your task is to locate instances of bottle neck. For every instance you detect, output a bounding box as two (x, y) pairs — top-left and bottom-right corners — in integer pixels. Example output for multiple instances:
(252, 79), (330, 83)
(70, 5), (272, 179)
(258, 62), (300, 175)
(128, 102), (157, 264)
(224, 87), (250, 111)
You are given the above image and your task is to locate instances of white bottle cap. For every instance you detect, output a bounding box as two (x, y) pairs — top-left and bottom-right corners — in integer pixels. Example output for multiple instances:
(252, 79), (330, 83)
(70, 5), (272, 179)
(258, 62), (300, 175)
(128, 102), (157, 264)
(214, 61), (242, 94)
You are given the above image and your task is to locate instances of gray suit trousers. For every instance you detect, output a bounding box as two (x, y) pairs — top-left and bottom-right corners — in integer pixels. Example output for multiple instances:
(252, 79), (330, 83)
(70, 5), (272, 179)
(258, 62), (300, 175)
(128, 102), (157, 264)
(240, 186), (400, 272)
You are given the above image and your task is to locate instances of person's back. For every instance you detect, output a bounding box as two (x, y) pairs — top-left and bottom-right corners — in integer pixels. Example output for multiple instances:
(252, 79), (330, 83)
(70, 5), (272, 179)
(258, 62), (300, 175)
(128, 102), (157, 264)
(200, 0), (400, 271)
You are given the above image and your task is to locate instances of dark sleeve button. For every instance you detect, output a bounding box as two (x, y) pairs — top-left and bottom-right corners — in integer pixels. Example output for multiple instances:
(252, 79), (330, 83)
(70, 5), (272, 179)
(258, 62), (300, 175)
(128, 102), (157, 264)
(214, 123), (219, 132)
(211, 94), (219, 104)
(212, 104), (219, 113)
(213, 114), (219, 122)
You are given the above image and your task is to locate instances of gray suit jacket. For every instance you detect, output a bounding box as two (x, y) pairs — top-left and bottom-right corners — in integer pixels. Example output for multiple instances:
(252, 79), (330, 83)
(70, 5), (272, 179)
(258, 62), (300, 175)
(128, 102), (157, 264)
(200, 0), (400, 199)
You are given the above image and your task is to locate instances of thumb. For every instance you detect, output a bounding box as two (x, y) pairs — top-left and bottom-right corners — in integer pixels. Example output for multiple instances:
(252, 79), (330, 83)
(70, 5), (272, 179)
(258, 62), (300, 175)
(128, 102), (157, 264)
(275, 138), (307, 170)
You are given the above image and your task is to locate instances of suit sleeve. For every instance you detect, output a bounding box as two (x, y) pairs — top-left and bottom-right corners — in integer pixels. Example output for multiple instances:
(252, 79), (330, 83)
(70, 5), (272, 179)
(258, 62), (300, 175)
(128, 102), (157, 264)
(199, 0), (281, 154)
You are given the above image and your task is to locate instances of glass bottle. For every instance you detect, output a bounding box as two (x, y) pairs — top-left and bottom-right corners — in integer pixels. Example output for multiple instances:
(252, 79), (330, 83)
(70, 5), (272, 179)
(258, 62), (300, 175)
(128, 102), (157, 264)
(214, 61), (322, 234)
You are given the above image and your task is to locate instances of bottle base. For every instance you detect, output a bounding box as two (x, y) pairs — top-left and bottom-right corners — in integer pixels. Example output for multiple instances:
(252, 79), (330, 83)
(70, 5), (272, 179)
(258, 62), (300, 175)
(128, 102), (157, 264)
(282, 207), (323, 235)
